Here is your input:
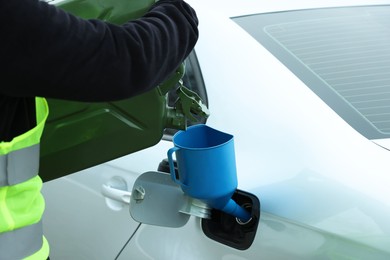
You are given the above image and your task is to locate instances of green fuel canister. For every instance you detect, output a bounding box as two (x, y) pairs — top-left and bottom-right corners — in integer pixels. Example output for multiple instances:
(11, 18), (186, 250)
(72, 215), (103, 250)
(39, 0), (209, 182)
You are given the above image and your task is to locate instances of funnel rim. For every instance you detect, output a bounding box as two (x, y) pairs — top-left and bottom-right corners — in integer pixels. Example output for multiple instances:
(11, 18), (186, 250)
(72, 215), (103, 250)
(172, 124), (234, 150)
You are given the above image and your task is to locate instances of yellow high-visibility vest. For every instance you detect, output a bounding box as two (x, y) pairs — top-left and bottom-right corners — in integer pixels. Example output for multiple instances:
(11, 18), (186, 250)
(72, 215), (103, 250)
(0, 97), (50, 260)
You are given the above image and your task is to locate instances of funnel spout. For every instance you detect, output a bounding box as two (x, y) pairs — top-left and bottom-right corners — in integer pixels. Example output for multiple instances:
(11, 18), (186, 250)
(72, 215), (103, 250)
(221, 199), (251, 222)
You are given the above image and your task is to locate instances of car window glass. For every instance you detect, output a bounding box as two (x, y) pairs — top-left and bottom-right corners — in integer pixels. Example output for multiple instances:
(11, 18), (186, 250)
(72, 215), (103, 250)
(233, 6), (390, 140)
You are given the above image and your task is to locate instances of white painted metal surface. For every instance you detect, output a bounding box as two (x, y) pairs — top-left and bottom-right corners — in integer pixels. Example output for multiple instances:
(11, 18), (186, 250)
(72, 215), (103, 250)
(42, 1), (390, 259)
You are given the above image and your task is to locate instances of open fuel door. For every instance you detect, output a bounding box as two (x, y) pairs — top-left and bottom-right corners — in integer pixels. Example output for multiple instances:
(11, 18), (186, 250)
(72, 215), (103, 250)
(39, 0), (209, 182)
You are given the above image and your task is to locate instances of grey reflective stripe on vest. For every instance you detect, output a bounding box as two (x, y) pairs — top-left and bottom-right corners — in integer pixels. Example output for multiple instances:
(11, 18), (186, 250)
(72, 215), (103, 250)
(0, 220), (43, 260)
(0, 144), (40, 187)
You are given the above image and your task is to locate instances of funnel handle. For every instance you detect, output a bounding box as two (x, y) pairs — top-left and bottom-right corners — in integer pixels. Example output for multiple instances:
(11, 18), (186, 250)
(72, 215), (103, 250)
(167, 147), (182, 186)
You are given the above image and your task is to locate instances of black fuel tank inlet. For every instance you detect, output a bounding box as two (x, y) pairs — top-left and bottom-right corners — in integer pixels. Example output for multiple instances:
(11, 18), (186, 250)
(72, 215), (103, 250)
(201, 189), (260, 250)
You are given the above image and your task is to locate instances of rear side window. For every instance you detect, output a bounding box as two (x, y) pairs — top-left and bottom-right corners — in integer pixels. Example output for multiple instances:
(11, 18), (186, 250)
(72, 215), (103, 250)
(233, 5), (390, 140)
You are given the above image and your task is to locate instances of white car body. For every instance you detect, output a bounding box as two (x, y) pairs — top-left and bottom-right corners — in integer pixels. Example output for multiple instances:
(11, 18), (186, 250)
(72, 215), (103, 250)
(42, 0), (390, 259)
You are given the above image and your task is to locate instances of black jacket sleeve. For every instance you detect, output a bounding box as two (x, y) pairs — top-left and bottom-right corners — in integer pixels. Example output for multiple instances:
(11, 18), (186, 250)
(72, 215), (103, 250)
(0, 0), (199, 102)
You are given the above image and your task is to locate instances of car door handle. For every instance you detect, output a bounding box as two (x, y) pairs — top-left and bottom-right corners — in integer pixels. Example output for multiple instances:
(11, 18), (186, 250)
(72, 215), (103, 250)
(101, 184), (131, 204)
